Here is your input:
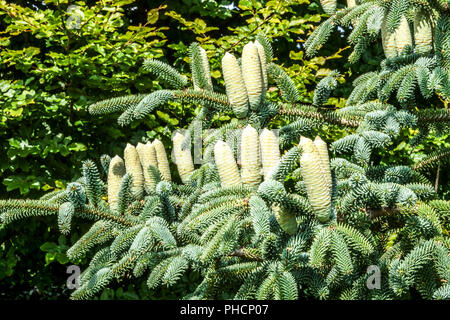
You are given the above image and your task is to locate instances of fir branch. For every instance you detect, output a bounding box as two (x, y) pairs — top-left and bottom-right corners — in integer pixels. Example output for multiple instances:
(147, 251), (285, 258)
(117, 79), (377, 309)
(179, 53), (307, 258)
(118, 90), (173, 126)
(0, 199), (60, 224)
(267, 63), (300, 103)
(229, 247), (264, 262)
(88, 94), (146, 116)
(417, 109), (450, 124)
(279, 104), (362, 127)
(189, 43), (213, 92)
(172, 89), (231, 112)
(142, 59), (187, 89)
(413, 147), (450, 171)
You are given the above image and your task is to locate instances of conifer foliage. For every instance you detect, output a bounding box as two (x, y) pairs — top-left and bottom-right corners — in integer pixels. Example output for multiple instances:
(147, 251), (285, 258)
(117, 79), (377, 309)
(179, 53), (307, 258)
(1, 13), (449, 300)
(306, 0), (449, 108)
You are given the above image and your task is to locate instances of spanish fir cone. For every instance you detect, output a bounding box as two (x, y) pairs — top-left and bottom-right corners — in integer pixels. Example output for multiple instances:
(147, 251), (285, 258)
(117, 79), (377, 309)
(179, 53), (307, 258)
(259, 128), (280, 179)
(221, 52), (249, 118)
(314, 136), (332, 192)
(300, 152), (331, 223)
(124, 143), (145, 198)
(136, 142), (158, 191)
(107, 155), (126, 211)
(240, 125), (262, 187)
(214, 140), (241, 187)
(172, 132), (195, 184)
(241, 42), (264, 111)
(381, 16), (397, 58)
(320, 0), (337, 15)
(135, 143), (147, 185)
(300, 136), (327, 182)
(395, 16), (412, 55)
(272, 204), (297, 235)
(299, 136), (317, 154)
(414, 9), (433, 54)
(152, 139), (172, 182)
(254, 40), (268, 91)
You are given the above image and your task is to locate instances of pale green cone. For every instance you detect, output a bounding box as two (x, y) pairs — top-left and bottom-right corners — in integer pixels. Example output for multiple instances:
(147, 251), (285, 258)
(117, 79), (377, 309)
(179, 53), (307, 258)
(259, 128), (280, 180)
(314, 136), (332, 193)
(124, 143), (144, 198)
(242, 42), (263, 111)
(395, 16), (412, 55)
(136, 142), (159, 192)
(194, 46), (213, 91)
(414, 9), (433, 54)
(346, 0), (356, 8)
(107, 155), (125, 211)
(152, 139), (172, 182)
(272, 204), (297, 235)
(381, 16), (398, 59)
(300, 151), (331, 223)
(214, 140), (241, 187)
(320, 0), (336, 15)
(222, 52), (249, 118)
(173, 132), (195, 184)
(254, 40), (268, 91)
(240, 125), (261, 186)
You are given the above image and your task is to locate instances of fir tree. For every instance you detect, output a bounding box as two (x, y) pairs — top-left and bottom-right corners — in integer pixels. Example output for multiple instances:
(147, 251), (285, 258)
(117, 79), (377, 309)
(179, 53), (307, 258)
(1, 20), (449, 301)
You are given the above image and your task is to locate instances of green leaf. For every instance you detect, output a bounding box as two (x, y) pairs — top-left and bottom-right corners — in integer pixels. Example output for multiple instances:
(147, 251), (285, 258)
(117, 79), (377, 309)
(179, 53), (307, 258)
(147, 8), (160, 24)
(289, 51), (304, 60)
(40, 242), (58, 253)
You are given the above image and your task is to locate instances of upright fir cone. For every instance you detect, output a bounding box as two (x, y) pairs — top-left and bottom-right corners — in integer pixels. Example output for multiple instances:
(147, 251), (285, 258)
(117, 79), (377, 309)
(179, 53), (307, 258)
(198, 46), (213, 91)
(300, 136), (331, 184)
(346, 0), (356, 8)
(214, 140), (241, 187)
(222, 52), (249, 118)
(136, 142), (158, 192)
(272, 204), (297, 235)
(259, 128), (280, 180)
(172, 132), (195, 184)
(300, 152), (331, 223)
(300, 136), (328, 184)
(414, 9), (433, 54)
(320, 0), (337, 15)
(124, 143), (144, 198)
(381, 16), (398, 59)
(107, 155), (126, 211)
(395, 16), (412, 55)
(314, 136), (332, 192)
(299, 136), (317, 154)
(240, 125), (261, 187)
(152, 139), (172, 182)
(241, 42), (264, 111)
(254, 40), (268, 91)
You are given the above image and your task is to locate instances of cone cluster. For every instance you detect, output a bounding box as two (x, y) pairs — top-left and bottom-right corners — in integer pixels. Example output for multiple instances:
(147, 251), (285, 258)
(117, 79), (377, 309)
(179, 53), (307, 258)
(222, 40), (269, 118)
(107, 140), (172, 208)
(381, 13), (433, 59)
(214, 125), (280, 188)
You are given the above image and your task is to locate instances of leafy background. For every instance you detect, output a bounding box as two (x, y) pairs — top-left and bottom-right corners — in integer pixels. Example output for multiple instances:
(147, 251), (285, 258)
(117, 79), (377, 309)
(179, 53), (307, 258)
(0, 0), (447, 299)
